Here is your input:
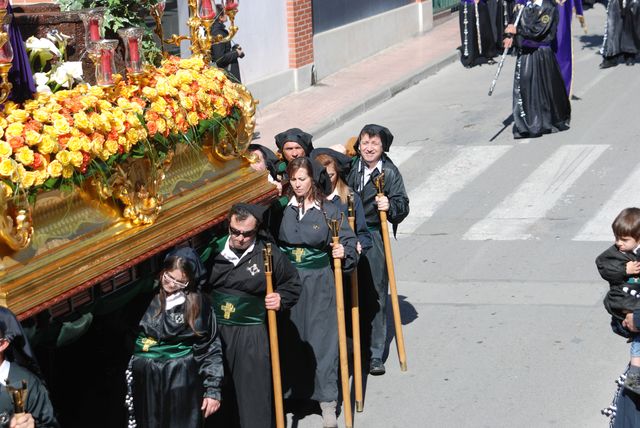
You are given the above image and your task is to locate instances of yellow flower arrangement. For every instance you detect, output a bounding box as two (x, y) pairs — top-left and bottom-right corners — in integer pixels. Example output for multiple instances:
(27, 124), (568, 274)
(0, 56), (244, 198)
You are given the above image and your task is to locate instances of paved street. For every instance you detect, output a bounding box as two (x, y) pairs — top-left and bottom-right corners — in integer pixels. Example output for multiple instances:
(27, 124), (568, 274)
(287, 4), (640, 427)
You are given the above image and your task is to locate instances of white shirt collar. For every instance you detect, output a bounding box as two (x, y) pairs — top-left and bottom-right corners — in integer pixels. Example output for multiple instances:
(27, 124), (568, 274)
(362, 159), (383, 185)
(533, 0), (543, 6)
(165, 292), (186, 310)
(0, 360), (10, 386)
(287, 197), (321, 220)
(220, 236), (256, 266)
(634, 245), (640, 255)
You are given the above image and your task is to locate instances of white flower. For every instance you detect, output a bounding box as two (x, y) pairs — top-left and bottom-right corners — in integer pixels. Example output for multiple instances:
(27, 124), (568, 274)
(25, 36), (61, 58)
(33, 72), (52, 93)
(49, 61), (83, 88)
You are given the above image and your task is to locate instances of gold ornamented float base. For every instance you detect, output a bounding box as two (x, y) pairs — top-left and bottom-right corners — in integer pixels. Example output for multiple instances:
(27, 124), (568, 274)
(0, 146), (275, 318)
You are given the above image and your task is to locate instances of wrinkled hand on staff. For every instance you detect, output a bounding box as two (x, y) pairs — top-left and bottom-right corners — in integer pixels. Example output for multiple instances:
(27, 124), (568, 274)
(503, 24), (517, 49)
(10, 413), (34, 428)
(330, 242), (345, 259)
(265, 292), (282, 311)
(375, 194), (390, 212)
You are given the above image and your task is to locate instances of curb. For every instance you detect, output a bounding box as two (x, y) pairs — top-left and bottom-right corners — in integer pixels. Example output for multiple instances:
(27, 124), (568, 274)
(309, 50), (459, 141)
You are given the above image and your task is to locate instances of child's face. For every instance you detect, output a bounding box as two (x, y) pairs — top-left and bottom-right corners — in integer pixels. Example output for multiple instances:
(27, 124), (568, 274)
(616, 236), (640, 252)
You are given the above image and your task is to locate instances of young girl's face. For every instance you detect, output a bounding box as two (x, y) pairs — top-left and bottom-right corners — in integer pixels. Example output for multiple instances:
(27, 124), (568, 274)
(616, 236), (640, 252)
(161, 268), (189, 294)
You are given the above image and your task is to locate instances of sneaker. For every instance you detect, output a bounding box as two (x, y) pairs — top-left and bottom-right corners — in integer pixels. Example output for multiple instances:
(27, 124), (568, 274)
(624, 372), (640, 394)
(319, 401), (337, 428)
(369, 358), (386, 376)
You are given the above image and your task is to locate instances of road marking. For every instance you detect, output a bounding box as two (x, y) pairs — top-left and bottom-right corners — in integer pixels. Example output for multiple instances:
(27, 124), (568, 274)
(463, 144), (608, 240)
(573, 164), (640, 241)
(387, 146), (422, 167)
(399, 146), (512, 234)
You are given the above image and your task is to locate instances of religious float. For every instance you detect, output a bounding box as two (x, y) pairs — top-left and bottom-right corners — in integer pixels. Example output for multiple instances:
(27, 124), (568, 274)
(0, 1), (273, 424)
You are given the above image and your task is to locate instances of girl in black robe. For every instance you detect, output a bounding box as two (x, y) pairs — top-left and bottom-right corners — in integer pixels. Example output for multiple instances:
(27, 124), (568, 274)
(504, 0), (571, 138)
(459, 0), (499, 67)
(273, 157), (358, 427)
(600, 0), (640, 67)
(126, 249), (223, 428)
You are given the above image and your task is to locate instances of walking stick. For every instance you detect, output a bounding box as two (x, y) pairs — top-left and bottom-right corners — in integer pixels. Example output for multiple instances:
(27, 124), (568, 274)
(373, 173), (408, 372)
(474, 0), (482, 55)
(262, 244), (285, 428)
(327, 216), (353, 428)
(488, 3), (524, 96)
(347, 193), (364, 412)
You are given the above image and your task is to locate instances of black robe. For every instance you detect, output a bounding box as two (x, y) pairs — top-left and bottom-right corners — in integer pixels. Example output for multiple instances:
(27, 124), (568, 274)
(601, 0), (640, 59)
(0, 362), (58, 428)
(346, 156), (409, 361)
(211, 21), (242, 82)
(275, 200), (358, 403)
(129, 293), (223, 428)
(206, 238), (301, 428)
(512, 0), (571, 138)
(459, 0), (499, 67)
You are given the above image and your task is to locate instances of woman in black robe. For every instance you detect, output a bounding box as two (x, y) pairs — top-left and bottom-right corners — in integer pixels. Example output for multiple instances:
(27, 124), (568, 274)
(210, 4), (244, 82)
(504, 0), (571, 138)
(273, 157), (358, 427)
(459, 0), (498, 67)
(126, 248), (223, 428)
(600, 0), (640, 68)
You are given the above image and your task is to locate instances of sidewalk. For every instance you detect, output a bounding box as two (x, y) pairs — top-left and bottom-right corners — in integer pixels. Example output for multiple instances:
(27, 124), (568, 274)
(252, 15), (460, 150)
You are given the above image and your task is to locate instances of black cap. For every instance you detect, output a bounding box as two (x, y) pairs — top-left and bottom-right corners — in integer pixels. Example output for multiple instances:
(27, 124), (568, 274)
(310, 147), (353, 178)
(274, 128), (314, 155)
(310, 159), (333, 195)
(248, 144), (278, 179)
(231, 203), (267, 223)
(165, 247), (207, 285)
(354, 124), (394, 153)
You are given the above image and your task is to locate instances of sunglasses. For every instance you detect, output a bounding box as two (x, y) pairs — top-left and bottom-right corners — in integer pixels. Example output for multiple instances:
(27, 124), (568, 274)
(162, 271), (189, 289)
(229, 226), (257, 238)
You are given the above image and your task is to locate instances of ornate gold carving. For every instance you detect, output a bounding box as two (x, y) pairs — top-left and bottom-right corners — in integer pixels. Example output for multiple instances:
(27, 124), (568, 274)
(209, 82), (257, 161)
(0, 184), (33, 251)
(92, 152), (174, 226)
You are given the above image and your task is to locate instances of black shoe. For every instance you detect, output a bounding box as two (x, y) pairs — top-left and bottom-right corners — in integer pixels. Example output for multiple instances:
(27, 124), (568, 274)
(624, 372), (640, 394)
(599, 58), (618, 69)
(369, 358), (386, 376)
(487, 59), (497, 65)
(625, 57), (635, 66)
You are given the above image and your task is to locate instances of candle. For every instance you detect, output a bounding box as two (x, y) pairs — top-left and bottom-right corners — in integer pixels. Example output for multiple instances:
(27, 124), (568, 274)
(101, 49), (112, 82)
(200, 0), (214, 19)
(0, 42), (13, 64)
(128, 37), (140, 63)
(89, 18), (101, 41)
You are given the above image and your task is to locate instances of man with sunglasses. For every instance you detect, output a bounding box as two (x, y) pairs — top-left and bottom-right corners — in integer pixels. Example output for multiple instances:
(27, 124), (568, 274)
(205, 203), (301, 428)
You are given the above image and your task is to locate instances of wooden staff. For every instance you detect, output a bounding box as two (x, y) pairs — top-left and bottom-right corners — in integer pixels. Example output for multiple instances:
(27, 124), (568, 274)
(373, 173), (408, 371)
(328, 216), (353, 428)
(262, 243), (285, 428)
(347, 193), (364, 412)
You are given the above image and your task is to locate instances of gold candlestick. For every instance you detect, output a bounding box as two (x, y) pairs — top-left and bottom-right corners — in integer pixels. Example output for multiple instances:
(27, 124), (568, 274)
(5, 380), (28, 414)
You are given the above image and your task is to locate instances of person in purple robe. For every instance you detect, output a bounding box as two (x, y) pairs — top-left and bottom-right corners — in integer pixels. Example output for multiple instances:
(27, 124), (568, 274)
(552, 0), (585, 96)
(6, 4), (35, 103)
(503, 0), (571, 138)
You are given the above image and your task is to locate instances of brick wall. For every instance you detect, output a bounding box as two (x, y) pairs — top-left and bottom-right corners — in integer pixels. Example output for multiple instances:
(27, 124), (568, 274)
(286, 0), (313, 69)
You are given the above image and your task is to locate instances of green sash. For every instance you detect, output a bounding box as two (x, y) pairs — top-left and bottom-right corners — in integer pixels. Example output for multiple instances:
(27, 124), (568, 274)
(280, 245), (330, 269)
(627, 277), (640, 285)
(133, 333), (192, 359)
(212, 291), (265, 326)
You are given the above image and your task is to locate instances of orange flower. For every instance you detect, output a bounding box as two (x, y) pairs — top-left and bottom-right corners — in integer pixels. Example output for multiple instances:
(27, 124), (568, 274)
(8, 136), (24, 150)
(32, 152), (44, 169)
(58, 134), (71, 149)
(147, 121), (158, 136)
(25, 119), (43, 133)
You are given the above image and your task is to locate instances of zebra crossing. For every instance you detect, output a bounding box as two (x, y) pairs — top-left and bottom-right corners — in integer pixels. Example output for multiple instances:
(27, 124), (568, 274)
(386, 143), (635, 242)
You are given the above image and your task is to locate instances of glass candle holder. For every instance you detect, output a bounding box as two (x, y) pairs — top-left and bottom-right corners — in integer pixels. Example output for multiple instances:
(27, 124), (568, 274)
(79, 8), (106, 49)
(118, 27), (145, 74)
(93, 39), (119, 87)
(0, 22), (13, 64)
(198, 0), (215, 20)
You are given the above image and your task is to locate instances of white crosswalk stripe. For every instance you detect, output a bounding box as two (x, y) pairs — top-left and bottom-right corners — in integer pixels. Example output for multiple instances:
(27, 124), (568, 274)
(386, 146), (422, 167)
(463, 144), (608, 241)
(573, 164), (640, 242)
(399, 145), (512, 234)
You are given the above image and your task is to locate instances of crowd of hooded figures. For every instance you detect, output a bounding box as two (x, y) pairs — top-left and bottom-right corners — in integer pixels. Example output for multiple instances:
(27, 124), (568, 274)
(459, 0), (639, 139)
(122, 124), (410, 428)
